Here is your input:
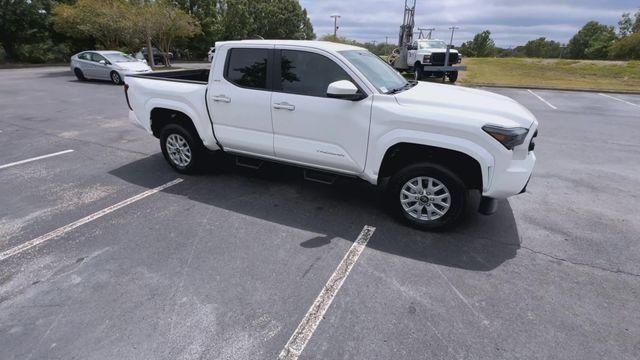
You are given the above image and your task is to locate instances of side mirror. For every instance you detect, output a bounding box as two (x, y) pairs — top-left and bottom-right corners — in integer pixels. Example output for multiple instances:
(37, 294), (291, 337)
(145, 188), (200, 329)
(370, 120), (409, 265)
(327, 80), (365, 101)
(99, 60), (107, 65)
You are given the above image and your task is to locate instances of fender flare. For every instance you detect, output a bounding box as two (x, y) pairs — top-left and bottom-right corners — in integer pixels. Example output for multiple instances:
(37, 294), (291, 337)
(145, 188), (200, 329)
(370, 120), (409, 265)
(365, 130), (495, 191)
(144, 98), (218, 149)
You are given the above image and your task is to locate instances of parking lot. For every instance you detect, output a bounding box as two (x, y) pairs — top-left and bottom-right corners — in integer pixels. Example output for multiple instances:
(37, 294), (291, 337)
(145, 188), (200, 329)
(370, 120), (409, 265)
(1, 65), (639, 360)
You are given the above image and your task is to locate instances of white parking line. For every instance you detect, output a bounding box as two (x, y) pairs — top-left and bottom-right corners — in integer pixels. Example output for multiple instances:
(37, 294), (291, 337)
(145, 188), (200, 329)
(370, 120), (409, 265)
(279, 225), (376, 360)
(0, 149), (74, 170)
(527, 89), (557, 109)
(0, 178), (183, 261)
(598, 93), (640, 108)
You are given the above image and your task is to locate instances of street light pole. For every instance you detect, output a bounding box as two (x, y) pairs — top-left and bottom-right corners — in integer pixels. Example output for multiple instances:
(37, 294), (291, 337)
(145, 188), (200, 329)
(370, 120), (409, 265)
(330, 14), (341, 38)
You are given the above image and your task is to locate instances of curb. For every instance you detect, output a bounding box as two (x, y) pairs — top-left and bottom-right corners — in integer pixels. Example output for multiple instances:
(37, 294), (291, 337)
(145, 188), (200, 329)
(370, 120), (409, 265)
(459, 82), (640, 95)
(0, 63), (67, 69)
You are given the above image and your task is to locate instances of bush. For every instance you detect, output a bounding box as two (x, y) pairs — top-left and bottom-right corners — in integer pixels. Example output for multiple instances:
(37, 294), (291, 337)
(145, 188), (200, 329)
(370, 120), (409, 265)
(610, 33), (640, 60)
(15, 41), (71, 63)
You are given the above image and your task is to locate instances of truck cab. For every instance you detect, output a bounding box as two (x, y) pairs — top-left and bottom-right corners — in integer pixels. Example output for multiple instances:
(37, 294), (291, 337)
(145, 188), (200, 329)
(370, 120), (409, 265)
(124, 40), (537, 230)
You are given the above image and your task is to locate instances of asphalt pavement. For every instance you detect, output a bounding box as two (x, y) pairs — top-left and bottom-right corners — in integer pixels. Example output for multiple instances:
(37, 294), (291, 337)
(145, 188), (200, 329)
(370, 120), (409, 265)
(0, 65), (639, 360)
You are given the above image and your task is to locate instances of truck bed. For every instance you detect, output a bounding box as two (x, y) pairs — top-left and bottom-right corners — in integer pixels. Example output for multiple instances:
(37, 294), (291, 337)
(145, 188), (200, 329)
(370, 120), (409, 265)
(127, 69), (210, 84)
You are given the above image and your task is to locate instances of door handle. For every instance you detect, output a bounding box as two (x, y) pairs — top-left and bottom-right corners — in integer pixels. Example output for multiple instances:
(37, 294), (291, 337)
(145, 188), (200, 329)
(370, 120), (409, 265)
(212, 95), (231, 103)
(273, 102), (295, 111)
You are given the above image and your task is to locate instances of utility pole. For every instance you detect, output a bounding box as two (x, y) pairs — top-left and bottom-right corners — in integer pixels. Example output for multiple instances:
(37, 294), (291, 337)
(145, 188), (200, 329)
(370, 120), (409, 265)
(330, 14), (341, 38)
(448, 26), (459, 47)
(385, 36), (389, 45)
(444, 26), (459, 76)
(371, 40), (377, 46)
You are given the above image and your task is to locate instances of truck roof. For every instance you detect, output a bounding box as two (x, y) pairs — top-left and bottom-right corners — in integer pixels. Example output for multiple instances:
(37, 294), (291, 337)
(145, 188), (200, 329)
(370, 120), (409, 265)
(214, 40), (366, 52)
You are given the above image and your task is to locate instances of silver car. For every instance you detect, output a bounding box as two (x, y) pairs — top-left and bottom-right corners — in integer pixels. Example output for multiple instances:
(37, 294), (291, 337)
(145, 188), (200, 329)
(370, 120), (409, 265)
(70, 50), (152, 85)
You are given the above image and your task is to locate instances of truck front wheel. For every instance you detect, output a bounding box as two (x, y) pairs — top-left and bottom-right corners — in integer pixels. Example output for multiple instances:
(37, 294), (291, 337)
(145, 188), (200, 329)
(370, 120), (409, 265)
(414, 63), (424, 81)
(160, 124), (205, 174)
(386, 163), (466, 230)
(448, 71), (459, 83)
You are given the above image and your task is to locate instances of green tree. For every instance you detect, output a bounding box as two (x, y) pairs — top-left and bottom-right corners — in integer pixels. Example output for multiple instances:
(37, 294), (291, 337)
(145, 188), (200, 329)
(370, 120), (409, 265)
(567, 21), (616, 59)
(522, 37), (562, 58)
(149, 0), (201, 66)
(459, 30), (496, 57)
(0, 0), (53, 59)
(634, 9), (640, 34)
(619, 12), (633, 37)
(609, 32), (640, 60)
(53, 0), (131, 49)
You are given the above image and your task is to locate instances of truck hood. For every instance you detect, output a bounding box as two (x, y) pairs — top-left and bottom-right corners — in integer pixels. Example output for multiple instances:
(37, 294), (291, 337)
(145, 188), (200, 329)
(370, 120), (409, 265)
(394, 82), (536, 128)
(419, 48), (458, 54)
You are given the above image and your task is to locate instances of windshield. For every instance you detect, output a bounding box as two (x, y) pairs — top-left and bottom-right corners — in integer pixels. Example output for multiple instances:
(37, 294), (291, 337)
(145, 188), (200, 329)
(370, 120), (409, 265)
(419, 40), (447, 49)
(104, 53), (136, 63)
(340, 50), (408, 94)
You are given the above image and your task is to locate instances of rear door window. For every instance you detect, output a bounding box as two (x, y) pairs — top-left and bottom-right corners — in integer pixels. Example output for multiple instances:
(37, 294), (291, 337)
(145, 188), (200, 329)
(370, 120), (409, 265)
(79, 52), (91, 61)
(90, 53), (107, 63)
(224, 48), (270, 90)
(277, 50), (352, 97)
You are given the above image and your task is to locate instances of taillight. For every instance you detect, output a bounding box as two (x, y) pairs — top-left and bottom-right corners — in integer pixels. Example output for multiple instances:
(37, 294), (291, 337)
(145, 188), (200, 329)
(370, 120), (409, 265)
(124, 83), (133, 111)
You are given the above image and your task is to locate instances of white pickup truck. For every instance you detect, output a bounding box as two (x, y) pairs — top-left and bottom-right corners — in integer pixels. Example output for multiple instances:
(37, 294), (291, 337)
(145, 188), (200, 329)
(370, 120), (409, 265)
(125, 40), (538, 229)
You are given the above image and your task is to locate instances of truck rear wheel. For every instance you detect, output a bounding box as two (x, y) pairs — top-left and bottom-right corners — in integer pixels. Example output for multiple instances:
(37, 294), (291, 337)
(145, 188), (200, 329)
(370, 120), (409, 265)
(386, 163), (466, 230)
(160, 124), (205, 174)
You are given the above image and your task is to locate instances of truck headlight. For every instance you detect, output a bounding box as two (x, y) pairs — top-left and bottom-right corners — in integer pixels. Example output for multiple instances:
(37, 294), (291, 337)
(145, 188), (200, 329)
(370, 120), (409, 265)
(422, 55), (431, 64)
(482, 125), (529, 150)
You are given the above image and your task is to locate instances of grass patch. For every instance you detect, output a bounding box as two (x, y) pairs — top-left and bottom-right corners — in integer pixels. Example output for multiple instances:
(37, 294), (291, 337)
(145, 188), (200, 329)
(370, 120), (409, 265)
(459, 58), (640, 92)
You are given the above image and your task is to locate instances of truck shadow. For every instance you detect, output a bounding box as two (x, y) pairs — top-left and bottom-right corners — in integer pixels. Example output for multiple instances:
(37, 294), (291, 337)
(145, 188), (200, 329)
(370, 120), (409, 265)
(109, 154), (520, 272)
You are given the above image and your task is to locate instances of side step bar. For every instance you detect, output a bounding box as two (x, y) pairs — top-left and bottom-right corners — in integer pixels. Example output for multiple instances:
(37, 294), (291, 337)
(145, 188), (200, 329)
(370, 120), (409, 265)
(235, 156), (263, 170)
(303, 169), (338, 185)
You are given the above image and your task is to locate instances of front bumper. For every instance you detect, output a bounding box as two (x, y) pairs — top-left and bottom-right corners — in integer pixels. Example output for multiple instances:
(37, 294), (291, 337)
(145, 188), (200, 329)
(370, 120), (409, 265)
(483, 151), (536, 198)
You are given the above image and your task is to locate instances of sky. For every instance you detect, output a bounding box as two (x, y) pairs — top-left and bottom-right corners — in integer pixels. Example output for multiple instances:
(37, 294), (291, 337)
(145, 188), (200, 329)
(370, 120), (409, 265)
(299, 0), (639, 48)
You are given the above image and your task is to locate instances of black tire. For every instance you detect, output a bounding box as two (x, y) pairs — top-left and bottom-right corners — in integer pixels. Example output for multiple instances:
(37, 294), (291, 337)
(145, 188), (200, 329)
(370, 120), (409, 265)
(160, 123), (206, 174)
(74, 68), (86, 81)
(448, 71), (459, 83)
(110, 71), (123, 85)
(414, 63), (424, 81)
(386, 163), (467, 230)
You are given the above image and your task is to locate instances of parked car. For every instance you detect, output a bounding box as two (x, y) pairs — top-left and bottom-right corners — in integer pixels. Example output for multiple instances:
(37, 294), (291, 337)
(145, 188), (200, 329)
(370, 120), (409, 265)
(207, 47), (216, 62)
(124, 40), (538, 230)
(70, 50), (152, 85)
(138, 47), (173, 65)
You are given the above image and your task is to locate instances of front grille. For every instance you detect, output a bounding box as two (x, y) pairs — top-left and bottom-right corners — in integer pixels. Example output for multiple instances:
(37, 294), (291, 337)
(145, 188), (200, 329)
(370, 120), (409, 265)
(429, 52), (459, 66)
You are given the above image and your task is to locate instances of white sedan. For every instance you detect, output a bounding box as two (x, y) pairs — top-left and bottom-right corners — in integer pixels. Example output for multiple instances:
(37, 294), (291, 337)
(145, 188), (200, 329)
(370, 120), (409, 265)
(70, 51), (152, 85)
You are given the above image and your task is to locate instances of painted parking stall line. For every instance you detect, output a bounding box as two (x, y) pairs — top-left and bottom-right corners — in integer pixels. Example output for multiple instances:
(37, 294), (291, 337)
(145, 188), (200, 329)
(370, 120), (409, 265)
(279, 225), (376, 360)
(0, 149), (74, 170)
(598, 93), (640, 109)
(0, 178), (183, 261)
(527, 89), (557, 109)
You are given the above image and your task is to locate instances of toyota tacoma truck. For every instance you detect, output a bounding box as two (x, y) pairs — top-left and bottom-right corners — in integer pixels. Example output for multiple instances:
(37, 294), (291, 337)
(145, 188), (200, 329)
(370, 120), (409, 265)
(124, 40), (538, 230)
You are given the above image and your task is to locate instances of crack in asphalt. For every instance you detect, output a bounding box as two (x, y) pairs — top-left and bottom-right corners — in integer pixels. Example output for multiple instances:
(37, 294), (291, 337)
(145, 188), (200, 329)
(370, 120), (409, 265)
(519, 245), (640, 278)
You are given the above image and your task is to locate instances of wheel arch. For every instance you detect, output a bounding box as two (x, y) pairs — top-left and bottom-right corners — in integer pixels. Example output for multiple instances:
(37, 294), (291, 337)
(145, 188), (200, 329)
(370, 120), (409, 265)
(144, 99), (219, 151)
(367, 131), (494, 192)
